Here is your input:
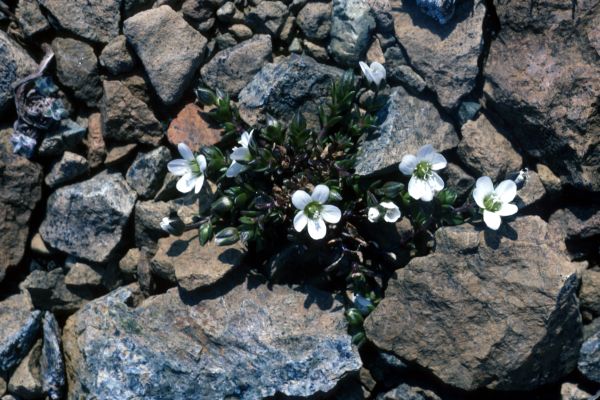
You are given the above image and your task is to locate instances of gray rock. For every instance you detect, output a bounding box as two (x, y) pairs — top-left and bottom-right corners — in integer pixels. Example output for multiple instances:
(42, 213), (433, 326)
(355, 86), (458, 175)
(38, 0), (120, 44)
(514, 170), (546, 208)
(123, 0), (154, 18)
(229, 24), (253, 40)
(580, 269), (600, 318)
(216, 1), (236, 22)
(441, 162), (475, 201)
(304, 40), (330, 62)
(560, 382), (594, 400)
(388, 65), (427, 94)
(245, 1), (289, 36)
(119, 248), (140, 277)
(364, 216), (583, 391)
(579, 329), (600, 383)
(215, 32), (238, 49)
(124, 5), (208, 105)
(40, 313), (65, 400)
(37, 119), (86, 157)
(329, 0), (376, 67)
(7, 340), (42, 400)
(415, 0), (455, 24)
(62, 278), (361, 399)
(101, 80), (163, 146)
(0, 30), (37, 112)
(183, 0), (218, 23)
(296, 2), (332, 41)
(104, 143), (138, 167)
(44, 151), (89, 189)
(39, 171), (137, 263)
(201, 35), (272, 98)
(126, 147), (171, 200)
(0, 376), (5, 396)
(64, 260), (104, 289)
(15, 0), (50, 38)
(0, 294), (41, 376)
(238, 54), (343, 129)
(548, 207), (600, 261)
(99, 35), (136, 76)
(391, 0), (485, 110)
(377, 383), (441, 400)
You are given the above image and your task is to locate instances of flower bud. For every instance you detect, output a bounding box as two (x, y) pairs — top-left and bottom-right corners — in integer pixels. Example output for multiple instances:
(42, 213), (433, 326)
(160, 216), (185, 236)
(215, 227), (240, 246)
(346, 308), (364, 326)
(381, 181), (404, 199)
(211, 196), (233, 214)
(198, 222), (213, 246)
(194, 87), (217, 105)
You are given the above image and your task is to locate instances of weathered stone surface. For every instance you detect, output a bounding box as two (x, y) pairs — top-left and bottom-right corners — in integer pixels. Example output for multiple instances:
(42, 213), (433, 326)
(415, 0), (455, 24)
(63, 278), (361, 399)
(441, 162), (475, 200)
(64, 260), (104, 289)
(238, 54), (343, 128)
(101, 80), (163, 146)
(377, 383), (441, 400)
(391, 0), (485, 110)
(0, 31), (37, 112)
(536, 163), (562, 195)
(84, 113), (106, 169)
(329, 0), (376, 67)
(578, 329), (600, 383)
(7, 340), (42, 400)
(16, 0), (50, 38)
(38, 0), (120, 44)
(514, 170), (546, 208)
(457, 113), (523, 180)
(304, 40), (330, 62)
(355, 86), (458, 175)
(123, 0), (154, 18)
(549, 207), (600, 260)
(560, 382), (594, 400)
(167, 104), (222, 152)
(39, 171), (137, 263)
(38, 119), (86, 157)
(365, 216), (583, 391)
(229, 24), (253, 40)
(183, 0), (217, 23)
(245, 1), (289, 36)
(119, 248), (140, 277)
(296, 2), (332, 41)
(124, 6), (208, 105)
(105, 143), (137, 167)
(40, 313), (65, 400)
(201, 35), (272, 98)
(99, 35), (136, 76)
(580, 269), (600, 318)
(0, 376), (5, 396)
(484, 0), (600, 191)
(0, 130), (43, 283)
(0, 294), (41, 376)
(126, 147), (171, 200)
(44, 151), (89, 189)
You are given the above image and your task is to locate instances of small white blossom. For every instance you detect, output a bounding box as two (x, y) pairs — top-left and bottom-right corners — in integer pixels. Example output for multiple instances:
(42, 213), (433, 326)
(472, 176), (518, 230)
(368, 201), (401, 223)
(167, 143), (207, 194)
(359, 61), (386, 88)
(399, 144), (447, 201)
(226, 130), (253, 178)
(292, 184), (342, 240)
(160, 216), (185, 236)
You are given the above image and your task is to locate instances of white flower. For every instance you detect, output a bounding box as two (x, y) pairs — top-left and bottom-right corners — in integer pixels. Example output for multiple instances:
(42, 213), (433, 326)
(359, 61), (386, 88)
(292, 184), (342, 240)
(167, 143), (207, 194)
(472, 176), (518, 230)
(399, 144), (447, 201)
(368, 201), (401, 223)
(226, 130), (253, 178)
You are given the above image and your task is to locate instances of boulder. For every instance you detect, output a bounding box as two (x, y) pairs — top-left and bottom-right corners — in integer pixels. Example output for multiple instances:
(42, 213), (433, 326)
(329, 0), (376, 67)
(7, 340), (43, 400)
(39, 171), (137, 263)
(38, 119), (86, 157)
(578, 329), (600, 383)
(99, 35), (136, 76)
(44, 151), (89, 189)
(166, 103), (222, 152)
(15, 0), (50, 38)
(245, 1), (289, 36)
(548, 207), (600, 260)
(125, 147), (171, 200)
(296, 2), (332, 41)
(124, 5), (208, 105)
(355, 86), (458, 175)
(560, 382), (594, 400)
(0, 30), (37, 112)
(364, 216), (583, 391)
(40, 313), (65, 400)
(62, 279), (361, 399)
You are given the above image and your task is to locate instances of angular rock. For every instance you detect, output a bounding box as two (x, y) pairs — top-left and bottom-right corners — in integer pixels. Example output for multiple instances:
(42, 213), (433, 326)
(40, 313), (65, 400)
(329, 0), (376, 67)
(0, 130), (43, 283)
(0, 30), (37, 112)
(126, 147), (171, 200)
(200, 35), (273, 98)
(296, 2), (332, 41)
(38, 119), (86, 157)
(514, 170), (546, 208)
(62, 279), (361, 399)
(536, 163), (562, 195)
(64, 260), (104, 289)
(391, 0), (485, 110)
(101, 80), (163, 146)
(30, 233), (50, 256)
(44, 151), (89, 189)
(579, 329), (600, 383)
(304, 40), (330, 62)
(84, 113), (106, 168)
(16, 0), (50, 38)
(0, 294), (41, 376)
(441, 162), (475, 200)
(560, 382), (594, 400)
(119, 248), (140, 277)
(245, 1), (289, 36)
(123, 0), (154, 18)
(580, 269), (600, 318)
(104, 143), (137, 167)
(229, 24), (253, 40)
(39, 171), (137, 263)
(238, 54), (343, 128)
(52, 37), (102, 107)
(355, 86), (458, 175)
(549, 207), (600, 260)
(183, 0), (217, 23)
(38, 0), (120, 44)
(167, 104), (222, 152)
(416, 0), (455, 24)
(7, 340), (42, 400)
(124, 6), (208, 105)
(377, 383), (441, 400)
(484, 0), (600, 191)
(365, 216), (583, 391)
(99, 35), (136, 76)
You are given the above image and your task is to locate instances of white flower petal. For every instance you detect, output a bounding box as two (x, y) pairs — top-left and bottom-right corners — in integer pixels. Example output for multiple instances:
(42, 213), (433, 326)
(307, 218), (327, 240)
(176, 173), (196, 193)
(177, 142), (194, 161)
(428, 172), (445, 191)
(231, 147), (251, 161)
(416, 144), (435, 160)
(293, 211), (308, 232)
(408, 176), (427, 200)
(359, 61), (374, 84)
(321, 205), (341, 224)
(311, 184), (330, 204)
(368, 207), (381, 222)
(495, 180), (517, 203)
(483, 210), (502, 230)
(197, 155), (207, 172)
(167, 159), (190, 176)
(292, 190), (311, 210)
(226, 160), (247, 178)
(384, 207), (401, 223)
(473, 176), (494, 208)
(399, 154), (418, 175)
(428, 153), (447, 171)
(239, 130), (252, 147)
(370, 62), (386, 86)
(194, 174), (205, 194)
(498, 203), (518, 217)
(419, 182), (435, 202)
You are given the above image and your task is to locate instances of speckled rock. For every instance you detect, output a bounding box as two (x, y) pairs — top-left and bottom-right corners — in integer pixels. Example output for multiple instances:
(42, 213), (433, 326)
(40, 313), (65, 400)
(38, 119), (86, 157)
(377, 382), (441, 400)
(560, 382), (594, 400)
(0, 30), (37, 112)
(44, 152), (89, 189)
(15, 0), (50, 38)
(62, 278), (361, 399)
(415, 0), (455, 24)
(99, 35), (136, 76)
(548, 207), (600, 261)
(84, 113), (106, 168)
(245, 1), (289, 36)
(125, 146), (171, 200)
(329, 0), (376, 67)
(578, 329), (600, 383)
(296, 2), (332, 41)
(7, 339), (43, 400)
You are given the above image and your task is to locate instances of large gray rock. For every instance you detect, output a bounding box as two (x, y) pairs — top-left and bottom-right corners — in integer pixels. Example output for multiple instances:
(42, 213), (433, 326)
(200, 35), (272, 98)
(578, 329), (600, 383)
(39, 171), (137, 263)
(125, 146), (171, 200)
(63, 280), (362, 399)
(244, 1), (289, 36)
(355, 86), (458, 175)
(124, 6), (208, 105)
(365, 216), (583, 391)
(329, 0), (376, 67)
(548, 207), (600, 261)
(15, 0), (50, 39)
(38, 0), (120, 44)
(238, 54), (343, 129)
(0, 31), (37, 112)
(99, 35), (136, 76)
(390, 0), (485, 110)
(40, 313), (65, 400)
(296, 2), (332, 41)
(44, 151), (89, 189)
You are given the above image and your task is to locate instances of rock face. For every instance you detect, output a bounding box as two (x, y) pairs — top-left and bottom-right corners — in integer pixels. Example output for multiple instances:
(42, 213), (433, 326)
(166, 103), (222, 152)
(0, 131), (43, 283)
(364, 216), (583, 391)
(245, 1), (289, 36)
(7, 339), (43, 399)
(238, 54), (343, 128)
(329, 0), (376, 67)
(355, 86), (458, 175)
(297, 2), (332, 41)
(39, 171), (137, 263)
(99, 35), (136, 76)
(578, 329), (600, 383)
(15, 0), (50, 38)
(124, 6), (208, 105)
(0, 31), (37, 112)
(38, 0), (120, 44)
(390, 0), (485, 110)
(44, 151), (89, 189)
(63, 280), (362, 399)
(200, 34), (272, 98)
(484, 0), (600, 192)
(125, 146), (171, 199)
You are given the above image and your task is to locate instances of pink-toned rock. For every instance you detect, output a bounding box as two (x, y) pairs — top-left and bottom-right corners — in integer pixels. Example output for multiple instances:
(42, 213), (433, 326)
(167, 103), (222, 152)
(84, 113), (106, 169)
